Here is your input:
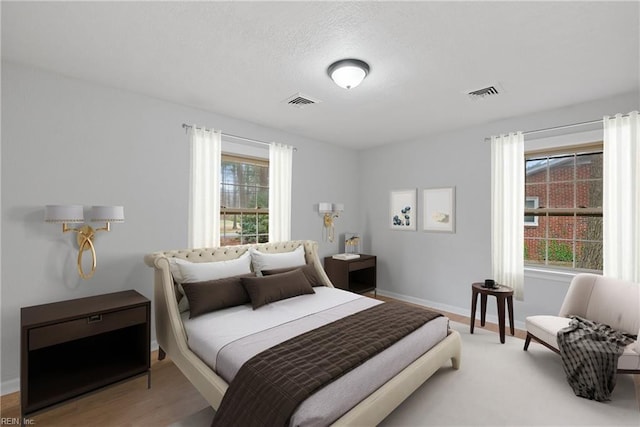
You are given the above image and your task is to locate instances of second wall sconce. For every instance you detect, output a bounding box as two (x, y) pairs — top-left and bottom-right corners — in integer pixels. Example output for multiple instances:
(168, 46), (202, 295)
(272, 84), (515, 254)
(45, 205), (125, 279)
(318, 202), (344, 243)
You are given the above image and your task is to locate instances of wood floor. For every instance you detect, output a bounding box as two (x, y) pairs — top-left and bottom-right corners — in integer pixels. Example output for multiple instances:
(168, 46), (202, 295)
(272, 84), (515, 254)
(1, 298), (638, 425)
(0, 351), (209, 426)
(373, 293), (530, 339)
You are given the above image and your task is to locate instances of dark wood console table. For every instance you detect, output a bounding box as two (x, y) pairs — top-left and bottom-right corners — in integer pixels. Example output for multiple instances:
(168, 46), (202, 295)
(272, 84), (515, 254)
(20, 290), (150, 419)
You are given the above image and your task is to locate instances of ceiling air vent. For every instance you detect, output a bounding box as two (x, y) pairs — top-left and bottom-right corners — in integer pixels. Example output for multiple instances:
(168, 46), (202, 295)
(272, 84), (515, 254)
(283, 92), (321, 108)
(467, 85), (500, 100)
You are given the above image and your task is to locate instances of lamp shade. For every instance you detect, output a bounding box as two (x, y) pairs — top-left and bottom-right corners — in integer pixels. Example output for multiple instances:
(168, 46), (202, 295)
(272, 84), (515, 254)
(328, 59), (370, 89)
(45, 205), (84, 223)
(90, 205), (125, 222)
(318, 202), (333, 213)
(332, 203), (344, 213)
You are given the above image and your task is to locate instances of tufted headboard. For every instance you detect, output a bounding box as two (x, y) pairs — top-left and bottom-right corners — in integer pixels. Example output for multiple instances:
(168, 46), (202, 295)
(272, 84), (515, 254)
(145, 240), (327, 270)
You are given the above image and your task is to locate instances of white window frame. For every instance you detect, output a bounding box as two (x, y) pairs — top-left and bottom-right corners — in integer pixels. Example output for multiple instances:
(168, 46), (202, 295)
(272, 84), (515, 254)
(220, 139), (270, 246)
(523, 129), (603, 276)
(524, 196), (539, 227)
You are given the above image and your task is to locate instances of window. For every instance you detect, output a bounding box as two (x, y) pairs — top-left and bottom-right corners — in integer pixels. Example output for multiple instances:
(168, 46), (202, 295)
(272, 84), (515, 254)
(524, 144), (603, 271)
(220, 154), (269, 245)
(524, 197), (539, 226)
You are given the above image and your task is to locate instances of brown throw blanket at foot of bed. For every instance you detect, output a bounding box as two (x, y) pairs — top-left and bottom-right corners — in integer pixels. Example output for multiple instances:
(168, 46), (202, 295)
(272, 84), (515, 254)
(211, 301), (442, 427)
(557, 316), (635, 401)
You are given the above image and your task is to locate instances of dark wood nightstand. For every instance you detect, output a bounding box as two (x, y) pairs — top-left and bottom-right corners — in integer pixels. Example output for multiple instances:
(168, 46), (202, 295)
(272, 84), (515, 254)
(20, 290), (150, 419)
(324, 255), (377, 296)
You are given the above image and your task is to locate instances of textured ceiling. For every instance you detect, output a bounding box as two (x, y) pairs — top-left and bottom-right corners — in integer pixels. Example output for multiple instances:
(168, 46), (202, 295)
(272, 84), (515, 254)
(2, 1), (638, 149)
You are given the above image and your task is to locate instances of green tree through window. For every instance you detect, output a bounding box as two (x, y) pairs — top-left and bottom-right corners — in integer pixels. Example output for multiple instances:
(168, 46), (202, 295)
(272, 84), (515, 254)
(220, 154), (269, 245)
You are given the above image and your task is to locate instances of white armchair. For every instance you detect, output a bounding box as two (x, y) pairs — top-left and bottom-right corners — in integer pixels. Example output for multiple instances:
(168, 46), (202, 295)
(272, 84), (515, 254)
(524, 273), (640, 373)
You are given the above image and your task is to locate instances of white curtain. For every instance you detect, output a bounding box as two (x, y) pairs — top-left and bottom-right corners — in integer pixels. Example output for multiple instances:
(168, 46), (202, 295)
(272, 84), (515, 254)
(188, 126), (221, 248)
(603, 111), (640, 282)
(491, 132), (525, 300)
(269, 143), (293, 242)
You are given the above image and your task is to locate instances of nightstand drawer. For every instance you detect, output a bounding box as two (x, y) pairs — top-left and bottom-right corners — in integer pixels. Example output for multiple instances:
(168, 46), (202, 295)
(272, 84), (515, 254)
(29, 306), (147, 350)
(348, 258), (376, 271)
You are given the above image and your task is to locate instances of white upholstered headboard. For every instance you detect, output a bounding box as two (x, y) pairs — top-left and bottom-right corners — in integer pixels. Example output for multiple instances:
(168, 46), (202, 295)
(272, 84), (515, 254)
(145, 240), (326, 269)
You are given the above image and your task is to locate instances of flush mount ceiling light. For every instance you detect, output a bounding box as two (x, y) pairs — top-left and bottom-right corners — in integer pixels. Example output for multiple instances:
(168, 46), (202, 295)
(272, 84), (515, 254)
(327, 59), (370, 89)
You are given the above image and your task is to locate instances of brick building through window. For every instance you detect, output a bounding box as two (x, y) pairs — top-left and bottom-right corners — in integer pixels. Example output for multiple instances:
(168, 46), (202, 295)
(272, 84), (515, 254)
(524, 144), (603, 271)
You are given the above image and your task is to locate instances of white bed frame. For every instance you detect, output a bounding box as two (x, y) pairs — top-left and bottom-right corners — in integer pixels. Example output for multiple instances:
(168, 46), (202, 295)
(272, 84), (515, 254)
(144, 240), (461, 425)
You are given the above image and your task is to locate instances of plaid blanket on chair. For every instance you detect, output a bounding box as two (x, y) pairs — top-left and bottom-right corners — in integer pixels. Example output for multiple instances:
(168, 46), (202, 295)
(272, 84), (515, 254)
(557, 316), (635, 401)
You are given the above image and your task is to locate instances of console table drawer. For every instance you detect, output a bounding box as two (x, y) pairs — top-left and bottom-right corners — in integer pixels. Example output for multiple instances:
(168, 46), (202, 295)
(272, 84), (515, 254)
(348, 258), (376, 271)
(29, 306), (147, 350)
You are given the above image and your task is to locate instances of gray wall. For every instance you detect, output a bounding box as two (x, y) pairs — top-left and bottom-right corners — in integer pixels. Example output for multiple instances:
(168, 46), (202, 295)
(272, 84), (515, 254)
(0, 62), (360, 390)
(2, 60), (638, 392)
(359, 91), (639, 326)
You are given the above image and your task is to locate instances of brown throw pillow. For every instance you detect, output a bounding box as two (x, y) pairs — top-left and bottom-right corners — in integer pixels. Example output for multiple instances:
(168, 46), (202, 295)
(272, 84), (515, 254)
(241, 268), (315, 309)
(261, 263), (324, 287)
(181, 273), (254, 318)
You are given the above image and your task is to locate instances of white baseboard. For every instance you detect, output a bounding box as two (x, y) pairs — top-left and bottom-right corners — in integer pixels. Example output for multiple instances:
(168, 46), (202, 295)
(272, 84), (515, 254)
(0, 377), (20, 396)
(1, 340), (160, 396)
(376, 289), (526, 331)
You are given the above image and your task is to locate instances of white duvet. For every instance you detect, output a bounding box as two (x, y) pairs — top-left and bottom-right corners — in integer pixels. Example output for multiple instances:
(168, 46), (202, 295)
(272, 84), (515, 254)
(183, 287), (367, 371)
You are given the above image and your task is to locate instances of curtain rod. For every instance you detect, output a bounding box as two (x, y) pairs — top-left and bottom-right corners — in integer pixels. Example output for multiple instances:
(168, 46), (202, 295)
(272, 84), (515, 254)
(181, 123), (297, 150)
(483, 113), (633, 142)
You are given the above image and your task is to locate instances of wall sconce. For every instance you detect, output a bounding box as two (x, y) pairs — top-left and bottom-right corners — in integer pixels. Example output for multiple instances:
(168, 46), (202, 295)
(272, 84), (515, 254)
(45, 205), (125, 279)
(318, 202), (344, 242)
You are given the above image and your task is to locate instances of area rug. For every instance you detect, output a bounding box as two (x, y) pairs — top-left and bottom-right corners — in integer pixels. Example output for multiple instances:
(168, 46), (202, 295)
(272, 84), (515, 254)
(171, 321), (639, 426)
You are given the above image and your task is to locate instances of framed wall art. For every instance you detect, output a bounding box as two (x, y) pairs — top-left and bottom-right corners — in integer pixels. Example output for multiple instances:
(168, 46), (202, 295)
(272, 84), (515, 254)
(390, 189), (416, 231)
(423, 187), (456, 233)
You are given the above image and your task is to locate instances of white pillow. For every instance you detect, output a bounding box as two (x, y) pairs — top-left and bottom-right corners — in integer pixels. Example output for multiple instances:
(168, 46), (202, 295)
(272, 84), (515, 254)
(174, 251), (252, 283)
(167, 258), (191, 312)
(249, 245), (306, 273)
(170, 251), (252, 312)
(168, 258), (185, 283)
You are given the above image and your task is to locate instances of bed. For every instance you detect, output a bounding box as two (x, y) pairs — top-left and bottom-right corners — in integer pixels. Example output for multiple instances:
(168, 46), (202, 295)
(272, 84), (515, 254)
(144, 240), (461, 426)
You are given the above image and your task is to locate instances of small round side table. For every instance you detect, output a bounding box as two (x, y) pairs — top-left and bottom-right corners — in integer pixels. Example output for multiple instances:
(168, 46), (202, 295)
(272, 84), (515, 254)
(470, 282), (514, 344)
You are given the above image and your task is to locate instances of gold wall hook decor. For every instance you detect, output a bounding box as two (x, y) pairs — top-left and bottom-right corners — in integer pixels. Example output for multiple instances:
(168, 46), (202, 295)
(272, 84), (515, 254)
(62, 223), (111, 279)
(323, 213), (334, 227)
(318, 202), (344, 243)
(46, 205), (124, 280)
